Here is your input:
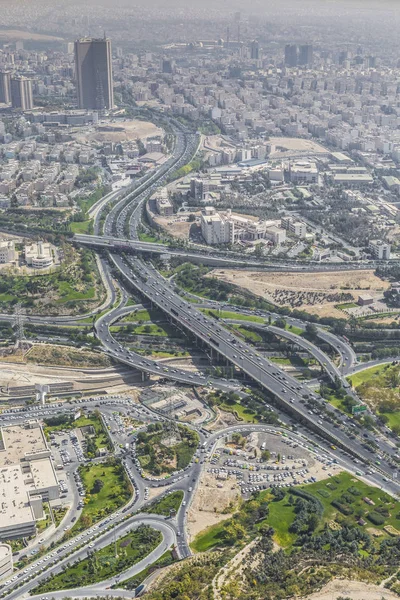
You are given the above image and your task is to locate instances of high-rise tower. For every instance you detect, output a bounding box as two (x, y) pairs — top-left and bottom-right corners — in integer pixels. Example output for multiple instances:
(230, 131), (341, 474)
(10, 76), (33, 110)
(74, 37), (113, 110)
(298, 45), (313, 66)
(285, 44), (298, 67)
(0, 71), (11, 104)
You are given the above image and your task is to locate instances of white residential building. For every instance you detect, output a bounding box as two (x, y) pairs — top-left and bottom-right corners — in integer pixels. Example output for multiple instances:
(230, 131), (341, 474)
(0, 240), (15, 264)
(201, 207), (233, 245)
(369, 240), (391, 260)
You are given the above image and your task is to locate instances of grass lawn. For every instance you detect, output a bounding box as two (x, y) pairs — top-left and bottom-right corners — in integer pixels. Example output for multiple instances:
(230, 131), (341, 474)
(74, 414), (111, 452)
(55, 280), (96, 304)
(381, 411), (400, 429)
(53, 507), (68, 528)
(285, 323), (304, 336)
(36, 504), (52, 533)
(118, 550), (175, 590)
(122, 309), (152, 322)
(203, 309), (265, 323)
(347, 364), (389, 388)
(335, 302), (359, 310)
(0, 293), (16, 303)
(138, 232), (164, 244)
(299, 471), (400, 535)
(70, 220), (93, 234)
(191, 519), (229, 552)
(232, 325), (262, 343)
(134, 323), (171, 336)
(266, 499), (297, 547)
(121, 308), (164, 323)
(143, 491), (184, 516)
(191, 472), (400, 554)
(34, 525), (162, 593)
(219, 400), (259, 423)
(149, 350), (189, 358)
(270, 357), (291, 365)
(70, 462), (131, 533)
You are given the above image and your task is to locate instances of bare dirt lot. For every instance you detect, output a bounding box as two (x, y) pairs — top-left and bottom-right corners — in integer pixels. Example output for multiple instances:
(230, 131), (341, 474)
(210, 269), (389, 318)
(75, 119), (163, 144)
(269, 136), (328, 155)
(187, 471), (240, 540)
(153, 214), (197, 239)
(304, 578), (398, 600)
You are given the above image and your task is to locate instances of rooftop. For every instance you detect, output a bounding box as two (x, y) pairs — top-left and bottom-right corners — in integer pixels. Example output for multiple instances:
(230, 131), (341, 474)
(0, 465), (35, 527)
(0, 423), (48, 467)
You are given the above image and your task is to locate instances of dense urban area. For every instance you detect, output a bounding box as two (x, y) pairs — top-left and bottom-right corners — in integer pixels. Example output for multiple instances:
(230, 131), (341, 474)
(0, 1), (400, 600)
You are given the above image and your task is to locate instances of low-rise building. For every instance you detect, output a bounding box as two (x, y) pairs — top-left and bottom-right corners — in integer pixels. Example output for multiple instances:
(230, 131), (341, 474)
(154, 188), (173, 216)
(0, 422), (59, 540)
(0, 240), (15, 264)
(358, 294), (374, 306)
(289, 161), (318, 184)
(25, 241), (54, 269)
(369, 239), (391, 260)
(281, 216), (307, 238)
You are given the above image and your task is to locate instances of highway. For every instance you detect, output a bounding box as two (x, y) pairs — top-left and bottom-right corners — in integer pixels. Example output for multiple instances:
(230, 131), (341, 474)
(99, 253), (399, 483)
(74, 233), (386, 272)
(1, 110), (398, 600)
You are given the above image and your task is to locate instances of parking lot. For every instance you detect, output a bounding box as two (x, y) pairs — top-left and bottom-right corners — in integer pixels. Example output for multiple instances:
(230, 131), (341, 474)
(206, 429), (342, 497)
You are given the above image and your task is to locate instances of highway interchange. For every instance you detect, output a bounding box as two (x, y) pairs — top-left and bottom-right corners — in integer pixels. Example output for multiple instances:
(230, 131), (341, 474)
(2, 115), (400, 599)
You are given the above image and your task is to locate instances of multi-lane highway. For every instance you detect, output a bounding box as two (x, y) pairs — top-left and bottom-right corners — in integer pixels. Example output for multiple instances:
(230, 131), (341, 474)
(3, 112), (398, 600)
(99, 254), (399, 478)
(74, 232), (388, 272)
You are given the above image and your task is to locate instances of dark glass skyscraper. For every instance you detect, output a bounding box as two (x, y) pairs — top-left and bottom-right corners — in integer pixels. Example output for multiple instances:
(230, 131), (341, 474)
(299, 45), (313, 66)
(10, 76), (33, 110)
(0, 71), (11, 104)
(74, 37), (114, 110)
(285, 44), (298, 67)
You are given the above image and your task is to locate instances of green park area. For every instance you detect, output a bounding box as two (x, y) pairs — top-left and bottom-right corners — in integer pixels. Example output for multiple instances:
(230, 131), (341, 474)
(143, 491), (184, 516)
(207, 390), (280, 425)
(348, 363), (400, 433)
(192, 471), (400, 554)
(284, 323), (304, 336)
(202, 308), (265, 323)
(34, 524), (162, 592)
(348, 364), (389, 388)
(70, 460), (132, 533)
(136, 423), (199, 476)
(231, 325), (263, 343)
(44, 411), (111, 456)
(0, 246), (103, 315)
(69, 219), (93, 234)
(121, 309), (158, 322)
(119, 550), (175, 590)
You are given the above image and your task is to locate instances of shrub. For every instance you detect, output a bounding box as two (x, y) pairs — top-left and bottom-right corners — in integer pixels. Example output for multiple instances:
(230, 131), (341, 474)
(367, 511), (385, 526)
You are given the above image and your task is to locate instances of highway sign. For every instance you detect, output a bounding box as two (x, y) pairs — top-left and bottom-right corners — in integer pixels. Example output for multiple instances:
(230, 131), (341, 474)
(352, 405), (367, 414)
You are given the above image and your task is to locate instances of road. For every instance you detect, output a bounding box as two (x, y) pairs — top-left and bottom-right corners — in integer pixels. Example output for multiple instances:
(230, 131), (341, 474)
(74, 233), (385, 272)
(2, 517), (176, 600)
(99, 254), (399, 482)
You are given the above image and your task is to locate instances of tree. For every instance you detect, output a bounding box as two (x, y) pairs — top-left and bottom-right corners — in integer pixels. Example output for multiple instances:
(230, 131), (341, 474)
(261, 449), (270, 462)
(275, 317), (287, 329)
(306, 323), (318, 339)
(221, 521), (246, 545)
(91, 479), (104, 494)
